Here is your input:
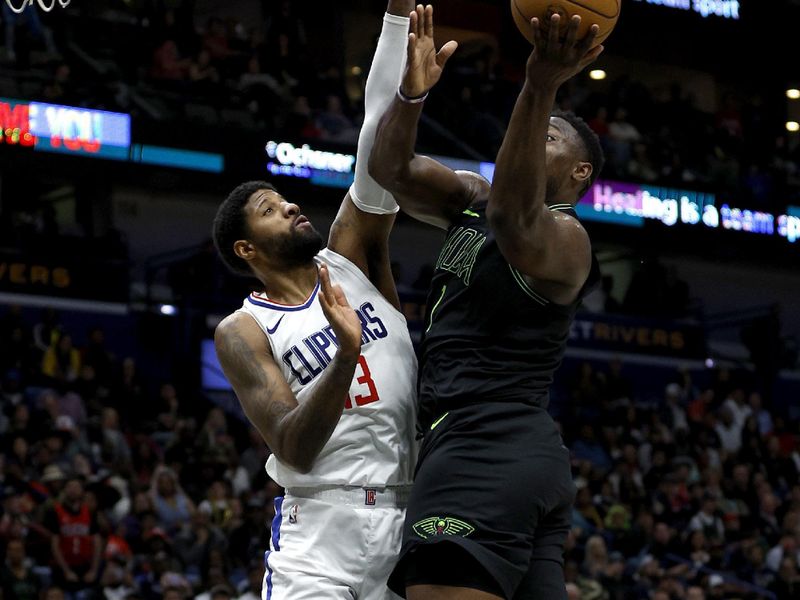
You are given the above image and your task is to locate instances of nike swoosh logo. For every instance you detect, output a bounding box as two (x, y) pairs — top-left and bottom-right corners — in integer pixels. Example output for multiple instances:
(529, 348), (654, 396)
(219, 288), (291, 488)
(430, 412), (449, 431)
(266, 316), (285, 335)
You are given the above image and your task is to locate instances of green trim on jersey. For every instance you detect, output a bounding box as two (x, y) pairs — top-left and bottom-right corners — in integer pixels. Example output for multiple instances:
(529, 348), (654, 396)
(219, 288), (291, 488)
(508, 266), (548, 306)
(426, 284), (447, 333)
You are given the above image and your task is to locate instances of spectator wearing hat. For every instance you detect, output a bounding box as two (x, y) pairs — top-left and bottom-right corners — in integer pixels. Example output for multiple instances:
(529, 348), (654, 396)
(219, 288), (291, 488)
(43, 475), (102, 593)
(0, 538), (42, 600)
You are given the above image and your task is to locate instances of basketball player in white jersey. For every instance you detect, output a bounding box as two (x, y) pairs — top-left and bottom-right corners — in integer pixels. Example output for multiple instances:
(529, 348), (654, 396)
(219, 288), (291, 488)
(212, 2), (416, 598)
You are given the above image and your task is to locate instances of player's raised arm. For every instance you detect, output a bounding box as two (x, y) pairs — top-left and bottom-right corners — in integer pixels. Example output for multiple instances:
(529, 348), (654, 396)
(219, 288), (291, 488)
(369, 5), (482, 231)
(327, 0), (413, 309)
(214, 265), (361, 474)
(487, 15), (601, 296)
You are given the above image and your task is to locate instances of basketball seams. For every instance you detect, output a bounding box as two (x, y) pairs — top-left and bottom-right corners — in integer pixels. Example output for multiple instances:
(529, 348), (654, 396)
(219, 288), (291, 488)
(561, 0), (621, 19)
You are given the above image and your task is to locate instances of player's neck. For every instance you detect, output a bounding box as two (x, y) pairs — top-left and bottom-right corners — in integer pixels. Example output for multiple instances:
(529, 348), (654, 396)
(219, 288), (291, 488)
(258, 261), (318, 305)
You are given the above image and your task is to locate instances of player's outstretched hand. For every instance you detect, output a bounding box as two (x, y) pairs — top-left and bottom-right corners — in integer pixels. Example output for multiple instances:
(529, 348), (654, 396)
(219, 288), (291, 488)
(318, 264), (362, 360)
(400, 4), (458, 98)
(526, 13), (603, 90)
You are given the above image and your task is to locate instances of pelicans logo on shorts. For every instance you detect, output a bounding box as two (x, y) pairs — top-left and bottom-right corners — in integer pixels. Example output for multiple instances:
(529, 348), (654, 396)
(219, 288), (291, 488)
(412, 516), (475, 539)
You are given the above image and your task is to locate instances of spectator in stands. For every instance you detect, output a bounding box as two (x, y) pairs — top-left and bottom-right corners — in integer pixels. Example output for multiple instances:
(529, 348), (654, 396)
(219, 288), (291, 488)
(607, 107), (642, 173)
(148, 466), (195, 535)
(588, 106), (610, 139)
(688, 492), (725, 546)
(44, 475), (102, 594)
(715, 407), (743, 456)
(113, 357), (143, 424)
(661, 383), (689, 432)
(81, 327), (114, 387)
(748, 392), (773, 436)
(42, 334), (81, 384)
(42, 586), (67, 600)
(0, 538), (41, 600)
(239, 427), (270, 481)
(189, 49), (221, 90)
(151, 40), (190, 81)
(202, 17), (236, 62)
(1, 1), (58, 63)
(769, 554), (800, 597)
(316, 94), (358, 143)
(102, 407), (132, 471)
(627, 142), (659, 182)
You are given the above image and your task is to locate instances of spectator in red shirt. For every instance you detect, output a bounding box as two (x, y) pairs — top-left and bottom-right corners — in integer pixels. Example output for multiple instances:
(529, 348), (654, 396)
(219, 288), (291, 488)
(43, 475), (102, 594)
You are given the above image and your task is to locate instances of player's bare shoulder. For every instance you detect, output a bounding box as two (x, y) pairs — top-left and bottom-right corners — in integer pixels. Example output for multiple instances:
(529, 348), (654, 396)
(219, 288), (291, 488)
(214, 310), (273, 369)
(457, 170), (492, 207)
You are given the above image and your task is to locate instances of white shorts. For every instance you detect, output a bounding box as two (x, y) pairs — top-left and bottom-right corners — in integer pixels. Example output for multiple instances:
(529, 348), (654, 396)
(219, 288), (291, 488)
(262, 487), (408, 600)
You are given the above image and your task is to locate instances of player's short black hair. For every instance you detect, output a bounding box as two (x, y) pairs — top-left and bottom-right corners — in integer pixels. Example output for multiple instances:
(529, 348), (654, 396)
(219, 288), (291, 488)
(212, 181), (275, 276)
(552, 110), (605, 199)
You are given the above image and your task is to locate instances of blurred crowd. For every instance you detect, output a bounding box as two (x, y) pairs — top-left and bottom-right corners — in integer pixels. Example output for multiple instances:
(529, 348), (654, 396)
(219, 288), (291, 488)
(559, 361), (800, 599)
(0, 305), (275, 600)
(3, 2), (798, 214)
(1, 300), (799, 600)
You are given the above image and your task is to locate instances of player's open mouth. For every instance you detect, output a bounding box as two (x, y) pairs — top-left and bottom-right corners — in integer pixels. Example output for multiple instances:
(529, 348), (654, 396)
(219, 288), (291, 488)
(294, 215), (310, 229)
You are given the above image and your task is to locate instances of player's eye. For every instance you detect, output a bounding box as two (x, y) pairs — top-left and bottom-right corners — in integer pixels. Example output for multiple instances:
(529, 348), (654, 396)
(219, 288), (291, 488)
(263, 207), (273, 215)
(546, 134), (556, 142)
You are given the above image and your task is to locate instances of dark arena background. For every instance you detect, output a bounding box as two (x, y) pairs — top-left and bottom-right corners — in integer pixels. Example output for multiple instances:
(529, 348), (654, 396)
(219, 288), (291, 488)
(0, 0), (799, 598)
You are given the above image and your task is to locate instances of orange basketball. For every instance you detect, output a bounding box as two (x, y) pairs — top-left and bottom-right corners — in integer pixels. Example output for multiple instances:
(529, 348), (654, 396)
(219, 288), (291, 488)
(511, 0), (621, 46)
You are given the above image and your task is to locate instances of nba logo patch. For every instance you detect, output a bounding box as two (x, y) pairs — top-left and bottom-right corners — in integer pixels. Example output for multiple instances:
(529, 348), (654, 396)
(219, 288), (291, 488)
(289, 504), (299, 524)
(365, 489), (377, 506)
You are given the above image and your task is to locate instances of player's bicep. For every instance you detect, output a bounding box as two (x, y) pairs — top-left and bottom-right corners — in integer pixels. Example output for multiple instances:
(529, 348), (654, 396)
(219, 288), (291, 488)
(328, 193), (394, 274)
(327, 194), (401, 310)
(392, 157), (480, 230)
(214, 313), (297, 453)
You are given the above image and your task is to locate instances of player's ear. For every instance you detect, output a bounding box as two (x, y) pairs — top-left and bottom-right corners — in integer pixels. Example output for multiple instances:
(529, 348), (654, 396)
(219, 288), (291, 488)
(573, 161), (592, 185)
(234, 239), (256, 261)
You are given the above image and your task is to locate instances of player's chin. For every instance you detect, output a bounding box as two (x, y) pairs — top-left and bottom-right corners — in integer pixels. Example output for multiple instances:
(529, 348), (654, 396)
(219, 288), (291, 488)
(294, 228), (324, 259)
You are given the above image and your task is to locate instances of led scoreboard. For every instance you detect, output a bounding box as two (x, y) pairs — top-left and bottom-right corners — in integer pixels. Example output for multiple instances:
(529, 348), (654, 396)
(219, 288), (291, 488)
(0, 98), (131, 159)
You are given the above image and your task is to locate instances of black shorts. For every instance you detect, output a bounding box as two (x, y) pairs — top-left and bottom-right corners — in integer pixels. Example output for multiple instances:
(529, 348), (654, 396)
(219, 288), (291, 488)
(387, 401), (576, 600)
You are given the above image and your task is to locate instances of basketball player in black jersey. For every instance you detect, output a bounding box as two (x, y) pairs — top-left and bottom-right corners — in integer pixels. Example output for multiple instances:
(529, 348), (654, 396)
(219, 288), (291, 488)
(369, 6), (604, 600)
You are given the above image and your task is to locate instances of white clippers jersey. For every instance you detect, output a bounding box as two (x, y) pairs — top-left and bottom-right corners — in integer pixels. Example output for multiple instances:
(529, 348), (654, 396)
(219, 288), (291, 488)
(238, 248), (418, 489)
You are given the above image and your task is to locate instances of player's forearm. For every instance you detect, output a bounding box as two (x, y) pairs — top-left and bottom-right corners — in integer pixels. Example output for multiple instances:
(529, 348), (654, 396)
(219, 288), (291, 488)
(369, 97), (424, 204)
(350, 9), (409, 215)
(273, 351), (359, 473)
(487, 83), (557, 234)
(386, 0), (413, 16)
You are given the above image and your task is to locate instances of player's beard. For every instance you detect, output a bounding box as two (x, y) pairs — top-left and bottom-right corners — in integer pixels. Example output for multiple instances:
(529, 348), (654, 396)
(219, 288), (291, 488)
(260, 225), (323, 268)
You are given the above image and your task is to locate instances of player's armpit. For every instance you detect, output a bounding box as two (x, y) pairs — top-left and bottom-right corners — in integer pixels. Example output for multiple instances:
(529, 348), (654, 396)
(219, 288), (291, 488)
(214, 312), (300, 466)
(491, 210), (592, 304)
